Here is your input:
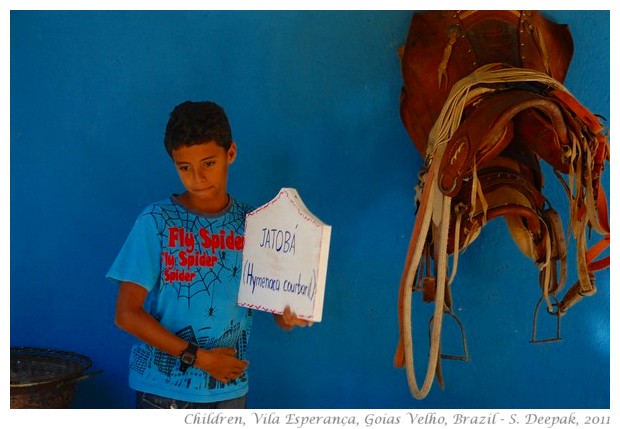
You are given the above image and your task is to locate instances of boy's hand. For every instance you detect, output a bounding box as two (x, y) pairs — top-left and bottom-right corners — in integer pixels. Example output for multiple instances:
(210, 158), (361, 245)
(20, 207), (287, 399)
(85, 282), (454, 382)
(274, 306), (313, 331)
(195, 347), (248, 384)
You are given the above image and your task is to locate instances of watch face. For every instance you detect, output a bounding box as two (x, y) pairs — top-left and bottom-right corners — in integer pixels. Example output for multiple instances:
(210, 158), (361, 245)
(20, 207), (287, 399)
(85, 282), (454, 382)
(181, 352), (196, 365)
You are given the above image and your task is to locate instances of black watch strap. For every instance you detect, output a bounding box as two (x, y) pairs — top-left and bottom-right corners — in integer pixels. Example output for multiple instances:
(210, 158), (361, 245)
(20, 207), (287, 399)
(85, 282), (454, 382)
(179, 343), (198, 373)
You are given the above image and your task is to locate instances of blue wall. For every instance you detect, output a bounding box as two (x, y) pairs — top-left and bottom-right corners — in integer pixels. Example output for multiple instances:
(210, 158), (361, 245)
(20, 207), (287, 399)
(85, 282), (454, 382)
(10, 10), (610, 409)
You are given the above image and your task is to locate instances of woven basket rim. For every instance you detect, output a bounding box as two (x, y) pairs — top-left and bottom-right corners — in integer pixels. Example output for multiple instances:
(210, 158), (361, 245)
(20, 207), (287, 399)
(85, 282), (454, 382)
(10, 346), (93, 387)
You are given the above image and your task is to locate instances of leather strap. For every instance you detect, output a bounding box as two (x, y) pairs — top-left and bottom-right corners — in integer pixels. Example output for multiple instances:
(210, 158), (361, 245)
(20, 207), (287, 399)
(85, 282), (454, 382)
(395, 11), (609, 400)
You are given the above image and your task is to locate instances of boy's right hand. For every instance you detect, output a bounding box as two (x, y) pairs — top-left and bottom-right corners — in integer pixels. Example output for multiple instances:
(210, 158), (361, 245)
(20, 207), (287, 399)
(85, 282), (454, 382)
(195, 347), (248, 384)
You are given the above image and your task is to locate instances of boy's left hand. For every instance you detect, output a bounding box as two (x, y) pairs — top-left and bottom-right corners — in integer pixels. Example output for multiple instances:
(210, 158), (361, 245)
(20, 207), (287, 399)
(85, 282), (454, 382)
(274, 306), (313, 331)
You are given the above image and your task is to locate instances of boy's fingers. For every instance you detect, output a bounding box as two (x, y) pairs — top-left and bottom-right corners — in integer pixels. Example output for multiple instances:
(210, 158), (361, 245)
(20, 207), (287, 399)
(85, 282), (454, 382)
(212, 347), (237, 356)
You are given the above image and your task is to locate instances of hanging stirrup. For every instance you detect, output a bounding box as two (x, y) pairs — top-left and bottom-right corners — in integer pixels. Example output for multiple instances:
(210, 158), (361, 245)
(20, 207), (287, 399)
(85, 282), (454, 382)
(429, 308), (470, 361)
(530, 295), (562, 343)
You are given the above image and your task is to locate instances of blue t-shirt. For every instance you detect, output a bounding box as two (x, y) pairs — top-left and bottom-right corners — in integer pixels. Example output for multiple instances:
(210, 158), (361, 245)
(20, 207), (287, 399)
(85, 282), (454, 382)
(107, 195), (254, 403)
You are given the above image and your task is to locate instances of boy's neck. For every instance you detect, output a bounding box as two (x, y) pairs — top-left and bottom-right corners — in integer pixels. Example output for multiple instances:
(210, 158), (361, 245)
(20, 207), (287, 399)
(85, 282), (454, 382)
(176, 192), (231, 214)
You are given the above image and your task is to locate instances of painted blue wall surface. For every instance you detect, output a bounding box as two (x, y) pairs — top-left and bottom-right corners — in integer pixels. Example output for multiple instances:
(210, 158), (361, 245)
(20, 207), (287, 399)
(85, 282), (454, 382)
(10, 10), (610, 409)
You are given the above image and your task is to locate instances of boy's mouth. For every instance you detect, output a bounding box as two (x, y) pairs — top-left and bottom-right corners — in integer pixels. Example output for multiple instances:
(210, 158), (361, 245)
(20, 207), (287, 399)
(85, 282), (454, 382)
(192, 186), (214, 195)
(193, 184), (212, 191)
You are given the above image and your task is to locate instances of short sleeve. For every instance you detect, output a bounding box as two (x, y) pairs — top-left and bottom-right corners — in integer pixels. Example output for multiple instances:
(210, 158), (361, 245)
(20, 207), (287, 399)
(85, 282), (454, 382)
(106, 209), (162, 291)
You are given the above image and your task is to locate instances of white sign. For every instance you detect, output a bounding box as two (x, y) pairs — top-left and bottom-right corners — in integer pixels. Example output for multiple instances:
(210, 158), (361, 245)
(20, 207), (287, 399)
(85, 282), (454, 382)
(237, 188), (331, 322)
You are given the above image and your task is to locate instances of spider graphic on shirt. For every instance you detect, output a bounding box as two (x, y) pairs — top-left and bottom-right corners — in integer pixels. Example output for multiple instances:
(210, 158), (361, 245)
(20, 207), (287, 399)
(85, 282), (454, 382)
(206, 304), (217, 320)
(149, 200), (250, 309)
(217, 250), (241, 281)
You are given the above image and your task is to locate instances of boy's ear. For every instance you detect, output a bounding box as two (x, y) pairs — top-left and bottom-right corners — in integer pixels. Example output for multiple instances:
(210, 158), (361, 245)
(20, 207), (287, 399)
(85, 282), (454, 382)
(227, 142), (237, 164)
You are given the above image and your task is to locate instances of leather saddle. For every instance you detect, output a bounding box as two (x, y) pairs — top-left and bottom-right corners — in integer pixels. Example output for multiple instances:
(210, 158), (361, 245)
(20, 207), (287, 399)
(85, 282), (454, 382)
(394, 11), (609, 399)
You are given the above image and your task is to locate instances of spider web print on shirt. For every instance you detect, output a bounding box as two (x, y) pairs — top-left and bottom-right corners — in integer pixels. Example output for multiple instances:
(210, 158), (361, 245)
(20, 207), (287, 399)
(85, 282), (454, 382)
(144, 199), (250, 310)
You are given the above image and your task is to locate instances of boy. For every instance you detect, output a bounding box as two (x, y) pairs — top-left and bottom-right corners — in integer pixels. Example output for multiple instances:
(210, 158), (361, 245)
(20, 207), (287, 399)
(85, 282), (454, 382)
(107, 101), (309, 409)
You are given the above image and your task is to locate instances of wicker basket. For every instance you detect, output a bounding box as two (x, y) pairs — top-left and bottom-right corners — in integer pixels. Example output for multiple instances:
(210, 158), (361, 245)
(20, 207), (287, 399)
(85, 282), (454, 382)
(10, 347), (100, 408)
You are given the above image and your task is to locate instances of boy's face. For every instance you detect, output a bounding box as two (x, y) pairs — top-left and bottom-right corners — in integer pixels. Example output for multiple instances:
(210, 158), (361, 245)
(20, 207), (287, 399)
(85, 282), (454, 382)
(171, 140), (237, 213)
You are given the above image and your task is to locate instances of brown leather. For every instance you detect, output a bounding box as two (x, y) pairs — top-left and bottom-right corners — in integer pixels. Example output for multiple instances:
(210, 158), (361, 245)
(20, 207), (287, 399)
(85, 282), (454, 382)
(400, 10), (573, 153)
(437, 90), (568, 197)
(395, 10), (609, 397)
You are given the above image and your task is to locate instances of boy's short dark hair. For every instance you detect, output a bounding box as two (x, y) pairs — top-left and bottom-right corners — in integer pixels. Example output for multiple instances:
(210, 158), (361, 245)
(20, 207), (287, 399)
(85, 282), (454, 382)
(164, 101), (233, 157)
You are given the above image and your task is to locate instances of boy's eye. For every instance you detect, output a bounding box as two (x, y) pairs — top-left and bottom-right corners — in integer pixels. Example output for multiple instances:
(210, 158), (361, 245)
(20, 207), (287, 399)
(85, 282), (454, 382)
(178, 165), (191, 172)
(204, 161), (216, 167)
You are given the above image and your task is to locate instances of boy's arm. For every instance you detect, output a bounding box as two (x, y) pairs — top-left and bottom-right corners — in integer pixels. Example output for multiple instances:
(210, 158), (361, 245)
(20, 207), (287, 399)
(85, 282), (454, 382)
(115, 281), (248, 384)
(273, 306), (313, 331)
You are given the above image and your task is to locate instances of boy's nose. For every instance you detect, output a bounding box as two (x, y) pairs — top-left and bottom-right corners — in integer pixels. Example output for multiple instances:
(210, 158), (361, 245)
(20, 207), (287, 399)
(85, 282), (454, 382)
(194, 170), (207, 182)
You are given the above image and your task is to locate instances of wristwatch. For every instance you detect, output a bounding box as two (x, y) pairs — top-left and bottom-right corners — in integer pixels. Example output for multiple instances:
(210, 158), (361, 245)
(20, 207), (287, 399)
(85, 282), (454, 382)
(179, 343), (198, 373)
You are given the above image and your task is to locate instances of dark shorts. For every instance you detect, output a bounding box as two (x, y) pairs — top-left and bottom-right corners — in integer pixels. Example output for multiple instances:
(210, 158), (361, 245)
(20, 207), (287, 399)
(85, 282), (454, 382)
(136, 391), (247, 409)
